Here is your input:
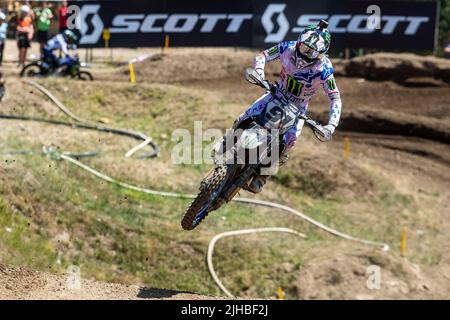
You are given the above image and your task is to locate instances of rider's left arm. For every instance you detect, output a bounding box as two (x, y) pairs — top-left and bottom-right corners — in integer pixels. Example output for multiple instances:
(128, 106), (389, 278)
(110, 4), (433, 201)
(321, 74), (342, 131)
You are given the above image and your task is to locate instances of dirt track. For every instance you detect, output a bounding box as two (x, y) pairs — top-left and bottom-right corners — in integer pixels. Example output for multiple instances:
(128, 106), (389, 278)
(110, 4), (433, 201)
(0, 263), (212, 300)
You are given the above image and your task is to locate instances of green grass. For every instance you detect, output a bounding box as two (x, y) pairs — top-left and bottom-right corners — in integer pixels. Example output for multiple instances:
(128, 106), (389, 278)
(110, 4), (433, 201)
(0, 147), (314, 297)
(0, 197), (57, 270)
(273, 171), (332, 198)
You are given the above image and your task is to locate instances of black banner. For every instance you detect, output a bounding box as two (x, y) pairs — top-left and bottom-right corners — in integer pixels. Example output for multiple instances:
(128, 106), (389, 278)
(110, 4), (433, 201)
(73, 0), (438, 50)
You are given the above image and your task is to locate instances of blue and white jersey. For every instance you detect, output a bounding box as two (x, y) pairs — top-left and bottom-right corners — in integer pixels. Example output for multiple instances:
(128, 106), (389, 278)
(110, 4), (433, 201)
(45, 34), (76, 55)
(253, 41), (342, 127)
(0, 22), (7, 42)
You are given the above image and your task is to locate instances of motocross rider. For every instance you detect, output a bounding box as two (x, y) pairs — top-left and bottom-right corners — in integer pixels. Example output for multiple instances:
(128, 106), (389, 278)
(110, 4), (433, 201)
(237, 20), (342, 193)
(42, 29), (78, 70)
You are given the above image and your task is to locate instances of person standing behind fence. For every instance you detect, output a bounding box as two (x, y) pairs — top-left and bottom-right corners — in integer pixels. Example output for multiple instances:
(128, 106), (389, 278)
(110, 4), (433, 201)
(17, 5), (33, 67)
(35, 2), (53, 53)
(58, 1), (68, 32)
(444, 32), (450, 59)
(0, 12), (7, 66)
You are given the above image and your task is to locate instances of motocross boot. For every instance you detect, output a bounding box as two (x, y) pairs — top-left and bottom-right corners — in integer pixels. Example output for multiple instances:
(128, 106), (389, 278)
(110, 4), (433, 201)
(247, 152), (289, 193)
(247, 174), (267, 193)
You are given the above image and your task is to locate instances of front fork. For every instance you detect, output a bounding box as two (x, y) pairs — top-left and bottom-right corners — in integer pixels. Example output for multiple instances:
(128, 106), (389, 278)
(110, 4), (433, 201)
(221, 164), (257, 202)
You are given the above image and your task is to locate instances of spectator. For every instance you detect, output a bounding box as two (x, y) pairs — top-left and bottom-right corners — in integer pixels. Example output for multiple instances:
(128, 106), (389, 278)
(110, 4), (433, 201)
(17, 4), (34, 67)
(0, 71), (5, 102)
(25, 1), (35, 20)
(0, 11), (7, 66)
(58, 1), (68, 32)
(444, 32), (450, 59)
(35, 2), (53, 53)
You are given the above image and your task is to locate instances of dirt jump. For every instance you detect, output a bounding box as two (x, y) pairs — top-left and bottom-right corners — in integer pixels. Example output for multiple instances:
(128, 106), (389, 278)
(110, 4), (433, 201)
(0, 263), (210, 300)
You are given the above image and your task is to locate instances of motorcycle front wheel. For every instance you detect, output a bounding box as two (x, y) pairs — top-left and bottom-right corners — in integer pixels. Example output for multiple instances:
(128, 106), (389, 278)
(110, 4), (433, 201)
(77, 71), (94, 81)
(181, 165), (229, 230)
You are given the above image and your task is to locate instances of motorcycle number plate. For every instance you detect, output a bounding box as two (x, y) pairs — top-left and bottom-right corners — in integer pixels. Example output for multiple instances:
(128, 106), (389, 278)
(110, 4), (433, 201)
(262, 98), (297, 133)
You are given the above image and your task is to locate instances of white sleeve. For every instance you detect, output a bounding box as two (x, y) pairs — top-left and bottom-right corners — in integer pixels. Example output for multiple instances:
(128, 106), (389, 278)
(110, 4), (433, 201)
(61, 41), (69, 55)
(253, 43), (283, 79)
(57, 35), (69, 55)
(322, 74), (342, 128)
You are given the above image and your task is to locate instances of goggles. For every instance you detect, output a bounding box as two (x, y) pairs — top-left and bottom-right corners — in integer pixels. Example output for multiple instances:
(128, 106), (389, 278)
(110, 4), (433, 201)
(295, 42), (324, 62)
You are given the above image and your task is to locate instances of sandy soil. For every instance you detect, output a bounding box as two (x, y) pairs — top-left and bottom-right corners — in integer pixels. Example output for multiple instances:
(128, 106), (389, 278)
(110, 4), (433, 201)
(0, 263), (212, 300)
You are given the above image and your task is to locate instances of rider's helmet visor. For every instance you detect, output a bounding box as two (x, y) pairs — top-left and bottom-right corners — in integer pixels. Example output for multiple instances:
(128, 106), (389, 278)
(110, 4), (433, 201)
(295, 42), (323, 62)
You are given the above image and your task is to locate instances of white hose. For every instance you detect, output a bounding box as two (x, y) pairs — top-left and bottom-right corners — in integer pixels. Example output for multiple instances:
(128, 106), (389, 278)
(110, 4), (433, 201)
(58, 153), (389, 251)
(232, 198), (390, 251)
(24, 79), (87, 123)
(24, 79), (158, 158)
(207, 228), (306, 298)
(59, 153), (195, 199)
(125, 138), (154, 158)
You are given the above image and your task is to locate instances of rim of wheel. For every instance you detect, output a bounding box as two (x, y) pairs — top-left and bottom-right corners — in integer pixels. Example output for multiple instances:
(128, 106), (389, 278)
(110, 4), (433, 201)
(78, 72), (93, 81)
(192, 173), (229, 227)
(24, 66), (41, 77)
(193, 205), (209, 227)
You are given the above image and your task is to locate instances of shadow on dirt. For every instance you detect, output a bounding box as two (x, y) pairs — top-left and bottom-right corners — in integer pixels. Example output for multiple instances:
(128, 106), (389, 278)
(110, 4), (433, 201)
(137, 287), (196, 299)
(338, 111), (450, 145)
(334, 53), (450, 85)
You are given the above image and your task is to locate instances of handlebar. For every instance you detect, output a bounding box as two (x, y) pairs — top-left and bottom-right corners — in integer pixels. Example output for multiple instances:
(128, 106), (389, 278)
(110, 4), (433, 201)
(244, 67), (332, 142)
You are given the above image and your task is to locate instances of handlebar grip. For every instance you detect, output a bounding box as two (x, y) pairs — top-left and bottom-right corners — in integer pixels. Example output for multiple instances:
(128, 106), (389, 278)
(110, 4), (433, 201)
(263, 80), (278, 96)
(269, 82), (277, 95)
(305, 119), (326, 137)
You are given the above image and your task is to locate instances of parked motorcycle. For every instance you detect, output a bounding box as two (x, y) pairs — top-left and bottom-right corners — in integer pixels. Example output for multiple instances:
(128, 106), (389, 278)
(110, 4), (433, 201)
(181, 68), (332, 230)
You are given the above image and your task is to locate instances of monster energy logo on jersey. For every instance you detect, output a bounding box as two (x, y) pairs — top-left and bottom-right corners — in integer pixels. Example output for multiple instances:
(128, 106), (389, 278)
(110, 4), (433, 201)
(286, 75), (303, 96)
(267, 46), (279, 56)
(324, 32), (331, 46)
(327, 78), (336, 90)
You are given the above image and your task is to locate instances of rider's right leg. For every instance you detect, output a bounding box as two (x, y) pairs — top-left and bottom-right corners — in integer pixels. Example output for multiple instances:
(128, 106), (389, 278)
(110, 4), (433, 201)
(249, 111), (305, 193)
(213, 92), (272, 162)
(228, 92), (273, 193)
(42, 49), (58, 70)
(237, 92), (273, 124)
(58, 55), (72, 68)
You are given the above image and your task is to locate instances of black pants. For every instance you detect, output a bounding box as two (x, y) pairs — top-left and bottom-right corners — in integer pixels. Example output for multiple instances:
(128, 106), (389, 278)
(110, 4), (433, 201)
(0, 41), (4, 66)
(17, 32), (31, 49)
(37, 30), (48, 44)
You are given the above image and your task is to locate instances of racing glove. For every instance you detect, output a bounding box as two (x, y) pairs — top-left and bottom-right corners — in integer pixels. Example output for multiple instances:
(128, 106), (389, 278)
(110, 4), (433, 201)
(322, 124), (336, 141)
(255, 67), (265, 80)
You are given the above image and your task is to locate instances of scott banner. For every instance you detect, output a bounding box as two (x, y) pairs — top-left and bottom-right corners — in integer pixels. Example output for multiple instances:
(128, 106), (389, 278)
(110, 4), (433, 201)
(73, 0), (438, 50)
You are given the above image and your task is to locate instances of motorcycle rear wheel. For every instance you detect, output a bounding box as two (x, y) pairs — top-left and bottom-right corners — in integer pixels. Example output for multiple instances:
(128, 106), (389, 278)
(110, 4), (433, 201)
(20, 63), (44, 77)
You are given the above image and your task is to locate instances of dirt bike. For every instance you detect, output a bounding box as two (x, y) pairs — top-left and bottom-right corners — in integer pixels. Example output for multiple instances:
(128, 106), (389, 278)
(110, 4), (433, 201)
(181, 67), (332, 230)
(20, 53), (94, 81)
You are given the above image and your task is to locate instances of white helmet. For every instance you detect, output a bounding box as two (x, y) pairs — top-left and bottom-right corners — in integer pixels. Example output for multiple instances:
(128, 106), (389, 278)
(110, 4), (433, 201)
(20, 5), (30, 13)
